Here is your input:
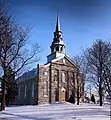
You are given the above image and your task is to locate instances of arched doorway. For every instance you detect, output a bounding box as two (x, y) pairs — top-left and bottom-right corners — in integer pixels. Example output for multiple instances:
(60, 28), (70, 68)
(55, 88), (59, 101)
(60, 87), (66, 101)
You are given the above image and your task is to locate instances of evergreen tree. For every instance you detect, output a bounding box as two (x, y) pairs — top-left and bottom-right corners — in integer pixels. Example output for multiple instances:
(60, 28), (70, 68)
(91, 94), (95, 103)
(0, 67), (18, 106)
(5, 67), (18, 106)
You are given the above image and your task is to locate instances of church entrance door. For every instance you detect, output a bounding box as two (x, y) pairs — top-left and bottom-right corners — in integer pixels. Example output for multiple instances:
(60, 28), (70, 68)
(60, 87), (66, 101)
(55, 88), (59, 101)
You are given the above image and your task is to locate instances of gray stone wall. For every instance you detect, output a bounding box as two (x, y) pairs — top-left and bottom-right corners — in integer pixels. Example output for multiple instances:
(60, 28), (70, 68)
(37, 64), (49, 104)
(14, 57), (84, 105)
(15, 77), (37, 105)
(37, 57), (84, 104)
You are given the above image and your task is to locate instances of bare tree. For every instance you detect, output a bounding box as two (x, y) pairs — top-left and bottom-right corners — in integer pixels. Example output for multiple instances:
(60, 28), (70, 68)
(71, 55), (87, 105)
(84, 39), (111, 106)
(102, 56), (111, 97)
(0, 6), (40, 111)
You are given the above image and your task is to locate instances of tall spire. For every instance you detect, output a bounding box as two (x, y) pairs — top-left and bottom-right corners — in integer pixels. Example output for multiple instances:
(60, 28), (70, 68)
(55, 14), (60, 32)
(47, 14), (66, 62)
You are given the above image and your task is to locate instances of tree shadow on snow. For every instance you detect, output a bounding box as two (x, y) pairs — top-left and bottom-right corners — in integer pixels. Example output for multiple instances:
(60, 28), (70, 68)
(0, 112), (52, 120)
(66, 107), (110, 117)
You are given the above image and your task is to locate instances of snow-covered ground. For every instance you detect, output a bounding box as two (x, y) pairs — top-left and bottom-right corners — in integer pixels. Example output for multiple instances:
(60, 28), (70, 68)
(0, 102), (110, 120)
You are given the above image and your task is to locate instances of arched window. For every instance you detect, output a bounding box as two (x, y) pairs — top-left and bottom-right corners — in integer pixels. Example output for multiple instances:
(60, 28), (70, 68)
(24, 85), (27, 98)
(56, 47), (59, 51)
(44, 81), (48, 96)
(32, 83), (34, 98)
(46, 81), (48, 95)
(61, 72), (66, 83)
(18, 86), (20, 99)
(61, 46), (63, 51)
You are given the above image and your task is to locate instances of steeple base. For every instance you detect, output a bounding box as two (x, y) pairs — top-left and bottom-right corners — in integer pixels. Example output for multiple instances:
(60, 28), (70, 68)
(47, 52), (65, 63)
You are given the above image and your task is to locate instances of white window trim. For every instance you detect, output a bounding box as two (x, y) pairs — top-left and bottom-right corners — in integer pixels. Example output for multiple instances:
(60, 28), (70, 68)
(62, 72), (66, 83)
(24, 85), (27, 99)
(32, 83), (34, 98)
(18, 86), (20, 99)
(44, 81), (48, 97)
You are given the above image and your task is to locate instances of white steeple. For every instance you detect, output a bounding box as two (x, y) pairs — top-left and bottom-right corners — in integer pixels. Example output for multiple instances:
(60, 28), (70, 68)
(47, 14), (66, 63)
(56, 14), (60, 32)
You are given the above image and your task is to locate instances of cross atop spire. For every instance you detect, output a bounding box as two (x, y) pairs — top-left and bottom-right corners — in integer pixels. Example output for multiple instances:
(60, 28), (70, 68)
(55, 13), (60, 32)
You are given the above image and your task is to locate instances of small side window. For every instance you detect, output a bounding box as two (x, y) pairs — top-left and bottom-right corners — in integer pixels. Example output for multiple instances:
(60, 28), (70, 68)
(61, 72), (66, 83)
(18, 86), (20, 99)
(56, 47), (59, 51)
(44, 81), (48, 97)
(32, 83), (34, 98)
(24, 85), (27, 98)
(61, 46), (63, 51)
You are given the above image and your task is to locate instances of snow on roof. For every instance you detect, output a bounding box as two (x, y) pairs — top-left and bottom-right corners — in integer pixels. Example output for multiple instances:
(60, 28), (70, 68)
(17, 68), (37, 82)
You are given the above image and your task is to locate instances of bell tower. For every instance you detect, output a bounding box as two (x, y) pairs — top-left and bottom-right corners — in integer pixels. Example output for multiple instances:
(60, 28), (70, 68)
(47, 15), (65, 62)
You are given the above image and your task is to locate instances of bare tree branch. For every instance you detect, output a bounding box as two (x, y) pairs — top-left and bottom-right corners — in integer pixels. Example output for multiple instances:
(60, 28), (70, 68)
(0, 5), (41, 111)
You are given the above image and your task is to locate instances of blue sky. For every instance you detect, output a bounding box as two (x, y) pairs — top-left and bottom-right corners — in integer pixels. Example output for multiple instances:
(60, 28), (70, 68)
(7, 0), (111, 66)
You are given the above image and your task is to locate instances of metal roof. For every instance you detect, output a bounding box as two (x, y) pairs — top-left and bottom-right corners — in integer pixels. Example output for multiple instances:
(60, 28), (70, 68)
(17, 68), (37, 83)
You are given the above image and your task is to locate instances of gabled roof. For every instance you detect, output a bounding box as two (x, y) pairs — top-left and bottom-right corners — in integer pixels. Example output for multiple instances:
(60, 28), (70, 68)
(64, 55), (77, 67)
(45, 54), (77, 68)
(17, 68), (37, 83)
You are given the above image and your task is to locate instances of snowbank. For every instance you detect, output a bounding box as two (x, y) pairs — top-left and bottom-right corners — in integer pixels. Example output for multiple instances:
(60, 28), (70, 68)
(0, 103), (110, 120)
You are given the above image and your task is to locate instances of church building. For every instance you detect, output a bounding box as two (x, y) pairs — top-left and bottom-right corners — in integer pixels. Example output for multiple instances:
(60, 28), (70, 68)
(15, 15), (84, 105)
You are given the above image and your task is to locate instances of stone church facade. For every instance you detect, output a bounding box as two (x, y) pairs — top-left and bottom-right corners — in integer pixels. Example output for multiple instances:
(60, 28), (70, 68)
(15, 16), (84, 105)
